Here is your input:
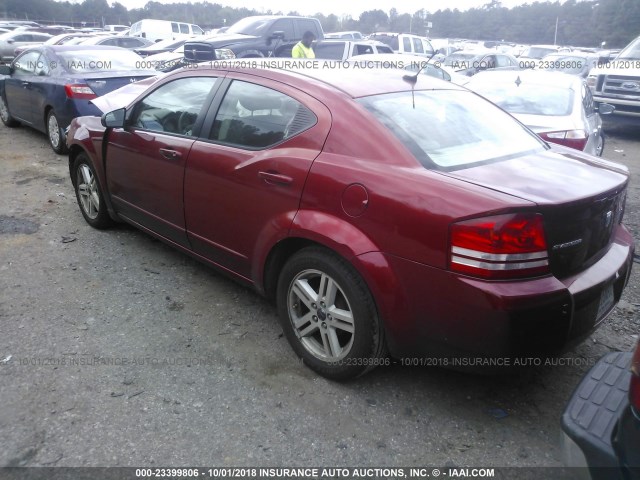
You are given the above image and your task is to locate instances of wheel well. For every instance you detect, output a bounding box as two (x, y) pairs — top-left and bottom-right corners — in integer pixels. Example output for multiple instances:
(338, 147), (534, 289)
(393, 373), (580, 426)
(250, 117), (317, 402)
(263, 238), (318, 301)
(44, 105), (52, 126)
(68, 145), (84, 184)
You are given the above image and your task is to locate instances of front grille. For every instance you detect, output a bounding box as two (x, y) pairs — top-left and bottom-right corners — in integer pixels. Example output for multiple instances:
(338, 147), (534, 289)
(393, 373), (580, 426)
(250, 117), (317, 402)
(545, 189), (626, 278)
(183, 42), (216, 62)
(602, 75), (640, 99)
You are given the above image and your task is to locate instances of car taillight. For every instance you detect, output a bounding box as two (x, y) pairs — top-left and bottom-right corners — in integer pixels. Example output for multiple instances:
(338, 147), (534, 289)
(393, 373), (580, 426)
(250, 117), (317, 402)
(64, 84), (97, 100)
(539, 130), (589, 152)
(450, 213), (550, 280)
(630, 339), (640, 413)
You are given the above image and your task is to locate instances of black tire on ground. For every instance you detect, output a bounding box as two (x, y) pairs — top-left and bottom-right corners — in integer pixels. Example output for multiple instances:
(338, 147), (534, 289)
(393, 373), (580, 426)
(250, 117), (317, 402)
(276, 246), (386, 380)
(46, 109), (68, 154)
(596, 132), (605, 157)
(0, 93), (20, 127)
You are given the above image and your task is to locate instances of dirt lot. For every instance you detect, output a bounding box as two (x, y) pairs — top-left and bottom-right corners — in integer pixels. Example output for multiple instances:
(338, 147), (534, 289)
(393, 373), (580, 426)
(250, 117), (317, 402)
(0, 119), (639, 472)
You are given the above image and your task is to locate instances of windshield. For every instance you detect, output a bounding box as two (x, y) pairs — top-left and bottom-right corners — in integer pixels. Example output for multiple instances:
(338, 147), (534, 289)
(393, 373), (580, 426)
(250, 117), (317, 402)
(144, 38), (185, 50)
(359, 90), (544, 169)
(56, 49), (155, 73)
(539, 55), (592, 75)
(469, 82), (574, 116)
(617, 36), (640, 60)
(443, 52), (476, 67)
(522, 47), (556, 59)
(227, 17), (272, 36)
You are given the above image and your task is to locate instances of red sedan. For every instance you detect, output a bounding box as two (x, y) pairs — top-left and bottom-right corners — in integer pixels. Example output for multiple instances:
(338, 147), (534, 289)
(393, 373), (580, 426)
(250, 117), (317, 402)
(66, 62), (634, 380)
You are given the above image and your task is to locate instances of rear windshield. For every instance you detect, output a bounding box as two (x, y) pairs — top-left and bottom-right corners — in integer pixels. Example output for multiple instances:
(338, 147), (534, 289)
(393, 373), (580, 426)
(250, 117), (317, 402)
(358, 90), (544, 170)
(57, 49), (154, 73)
(522, 47), (556, 59)
(470, 83), (574, 116)
(371, 35), (398, 51)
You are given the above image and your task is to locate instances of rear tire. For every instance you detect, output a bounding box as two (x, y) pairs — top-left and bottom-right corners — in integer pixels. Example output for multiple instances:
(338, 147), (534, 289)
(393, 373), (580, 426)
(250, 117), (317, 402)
(72, 153), (112, 229)
(595, 132), (605, 157)
(47, 110), (68, 154)
(276, 247), (386, 380)
(0, 94), (20, 127)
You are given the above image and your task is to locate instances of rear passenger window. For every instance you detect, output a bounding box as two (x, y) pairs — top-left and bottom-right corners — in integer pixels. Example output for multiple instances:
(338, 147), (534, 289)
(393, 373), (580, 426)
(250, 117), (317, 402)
(179, 24), (189, 34)
(209, 81), (317, 150)
(413, 38), (424, 54)
(172, 23), (179, 33)
(403, 37), (411, 52)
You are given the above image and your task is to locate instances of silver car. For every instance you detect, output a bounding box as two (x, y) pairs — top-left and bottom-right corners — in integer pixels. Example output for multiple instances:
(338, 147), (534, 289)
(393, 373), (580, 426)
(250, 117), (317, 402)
(0, 31), (51, 61)
(466, 70), (614, 157)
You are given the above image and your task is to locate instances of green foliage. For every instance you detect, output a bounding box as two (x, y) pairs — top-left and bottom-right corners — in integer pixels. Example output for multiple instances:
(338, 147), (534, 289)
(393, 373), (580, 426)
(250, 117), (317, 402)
(0, 0), (637, 47)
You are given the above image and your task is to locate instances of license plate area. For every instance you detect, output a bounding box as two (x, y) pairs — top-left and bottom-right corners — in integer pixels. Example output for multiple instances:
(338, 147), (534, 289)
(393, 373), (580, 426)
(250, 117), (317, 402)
(596, 283), (615, 321)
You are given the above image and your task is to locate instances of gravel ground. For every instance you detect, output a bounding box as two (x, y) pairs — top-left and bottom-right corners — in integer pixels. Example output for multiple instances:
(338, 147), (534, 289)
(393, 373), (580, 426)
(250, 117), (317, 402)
(0, 120), (639, 472)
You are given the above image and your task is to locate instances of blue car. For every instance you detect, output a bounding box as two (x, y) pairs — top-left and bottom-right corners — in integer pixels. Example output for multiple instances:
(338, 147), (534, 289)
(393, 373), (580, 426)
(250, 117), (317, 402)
(0, 45), (156, 153)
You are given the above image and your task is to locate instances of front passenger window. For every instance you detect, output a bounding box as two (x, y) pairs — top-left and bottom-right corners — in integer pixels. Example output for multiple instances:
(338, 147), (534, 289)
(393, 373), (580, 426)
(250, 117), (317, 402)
(130, 77), (217, 136)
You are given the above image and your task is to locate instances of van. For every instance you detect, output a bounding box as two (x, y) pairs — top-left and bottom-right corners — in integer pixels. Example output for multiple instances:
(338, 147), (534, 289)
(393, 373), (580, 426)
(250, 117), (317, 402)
(370, 32), (434, 57)
(129, 19), (204, 42)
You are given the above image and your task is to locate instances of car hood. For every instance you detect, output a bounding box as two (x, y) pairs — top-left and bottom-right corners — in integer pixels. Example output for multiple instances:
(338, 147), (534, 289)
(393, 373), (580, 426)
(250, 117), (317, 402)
(440, 145), (628, 205)
(186, 33), (258, 47)
(90, 75), (161, 113)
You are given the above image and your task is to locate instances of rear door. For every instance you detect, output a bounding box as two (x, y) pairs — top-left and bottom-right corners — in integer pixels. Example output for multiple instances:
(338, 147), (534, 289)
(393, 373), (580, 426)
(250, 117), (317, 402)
(105, 75), (221, 247)
(183, 75), (331, 279)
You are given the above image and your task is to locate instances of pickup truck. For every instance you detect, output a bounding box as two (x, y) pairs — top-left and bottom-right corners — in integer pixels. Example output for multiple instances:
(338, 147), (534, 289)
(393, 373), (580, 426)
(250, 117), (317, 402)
(183, 15), (324, 61)
(587, 35), (640, 124)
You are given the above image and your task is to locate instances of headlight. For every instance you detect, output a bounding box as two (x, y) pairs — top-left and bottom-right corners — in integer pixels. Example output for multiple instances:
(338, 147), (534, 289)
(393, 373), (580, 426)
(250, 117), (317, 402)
(215, 48), (236, 60)
(586, 75), (597, 91)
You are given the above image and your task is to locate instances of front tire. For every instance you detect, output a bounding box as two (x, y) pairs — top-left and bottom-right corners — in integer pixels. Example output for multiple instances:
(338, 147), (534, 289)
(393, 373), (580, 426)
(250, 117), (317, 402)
(72, 153), (112, 229)
(276, 247), (386, 380)
(0, 94), (19, 127)
(47, 110), (68, 154)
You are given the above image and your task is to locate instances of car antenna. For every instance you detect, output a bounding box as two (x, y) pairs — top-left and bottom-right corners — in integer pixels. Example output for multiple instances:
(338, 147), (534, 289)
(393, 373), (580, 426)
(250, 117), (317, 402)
(402, 50), (438, 108)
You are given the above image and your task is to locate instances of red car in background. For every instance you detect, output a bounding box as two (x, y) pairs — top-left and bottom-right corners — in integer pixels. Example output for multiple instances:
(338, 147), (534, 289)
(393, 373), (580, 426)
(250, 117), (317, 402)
(66, 61), (634, 380)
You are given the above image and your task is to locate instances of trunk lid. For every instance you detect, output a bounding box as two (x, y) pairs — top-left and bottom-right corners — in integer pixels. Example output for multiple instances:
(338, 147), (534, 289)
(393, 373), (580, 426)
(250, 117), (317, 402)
(80, 71), (157, 97)
(441, 146), (629, 278)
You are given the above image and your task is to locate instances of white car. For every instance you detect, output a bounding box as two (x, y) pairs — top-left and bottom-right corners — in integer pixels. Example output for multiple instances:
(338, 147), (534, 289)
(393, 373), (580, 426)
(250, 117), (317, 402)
(466, 70), (614, 157)
(349, 53), (469, 86)
(0, 30), (51, 61)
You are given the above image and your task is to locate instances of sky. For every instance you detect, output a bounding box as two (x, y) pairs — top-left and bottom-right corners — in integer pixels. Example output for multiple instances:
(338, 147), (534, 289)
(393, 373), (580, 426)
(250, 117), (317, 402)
(109, 0), (534, 17)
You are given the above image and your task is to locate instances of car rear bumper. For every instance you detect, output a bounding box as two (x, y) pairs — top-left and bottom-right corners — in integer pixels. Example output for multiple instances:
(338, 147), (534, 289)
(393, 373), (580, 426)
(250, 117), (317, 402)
(561, 351), (633, 480)
(364, 224), (634, 360)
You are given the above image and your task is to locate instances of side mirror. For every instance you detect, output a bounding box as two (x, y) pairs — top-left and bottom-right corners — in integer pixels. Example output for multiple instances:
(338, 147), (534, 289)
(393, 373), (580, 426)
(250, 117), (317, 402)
(101, 108), (126, 128)
(7, 39), (14, 44)
(597, 103), (615, 115)
(0, 65), (11, 75)
(269, 31), (285, 41)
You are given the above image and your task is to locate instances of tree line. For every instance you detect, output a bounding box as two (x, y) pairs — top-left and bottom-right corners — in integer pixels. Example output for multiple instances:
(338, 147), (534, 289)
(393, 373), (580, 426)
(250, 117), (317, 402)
(1, 0), (638, 48)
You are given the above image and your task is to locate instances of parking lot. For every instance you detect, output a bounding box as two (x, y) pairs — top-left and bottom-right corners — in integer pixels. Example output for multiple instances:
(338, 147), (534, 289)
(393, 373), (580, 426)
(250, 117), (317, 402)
(0, 119), (639, 470)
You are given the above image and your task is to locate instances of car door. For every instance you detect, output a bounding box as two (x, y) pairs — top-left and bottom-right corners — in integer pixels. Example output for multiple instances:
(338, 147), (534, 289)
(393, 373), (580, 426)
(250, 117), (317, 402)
(4, 49), (41, 124)
(183, 76), (331, 279)
(105, 75), (221, 247)
(22, 50), (55, 132)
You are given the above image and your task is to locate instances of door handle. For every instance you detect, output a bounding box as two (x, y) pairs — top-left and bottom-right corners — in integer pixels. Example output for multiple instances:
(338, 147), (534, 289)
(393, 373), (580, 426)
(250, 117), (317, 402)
(258, 171), (293, 186)
(21, 81), (30, 88)
(159, 148), (181, 160)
